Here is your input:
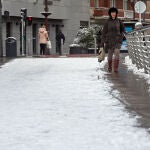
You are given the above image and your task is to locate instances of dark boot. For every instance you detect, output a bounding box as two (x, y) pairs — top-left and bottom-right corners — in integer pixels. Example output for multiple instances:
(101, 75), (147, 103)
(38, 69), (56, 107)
(108, 60), (112, 72)
(114, 59), (119, 72)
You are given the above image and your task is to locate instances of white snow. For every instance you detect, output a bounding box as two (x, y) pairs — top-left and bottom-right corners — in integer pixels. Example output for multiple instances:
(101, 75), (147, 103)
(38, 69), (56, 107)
(0, 57), (150, 150)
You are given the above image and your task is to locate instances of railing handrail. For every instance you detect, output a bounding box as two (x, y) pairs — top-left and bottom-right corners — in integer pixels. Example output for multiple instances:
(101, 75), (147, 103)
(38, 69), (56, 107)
(126, 25), (150, 74)
(128, 24), (150, 34)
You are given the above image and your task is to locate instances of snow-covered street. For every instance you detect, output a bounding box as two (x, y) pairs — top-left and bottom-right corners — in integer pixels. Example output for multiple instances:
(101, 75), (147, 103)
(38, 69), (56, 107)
(0, 57), (150, 150)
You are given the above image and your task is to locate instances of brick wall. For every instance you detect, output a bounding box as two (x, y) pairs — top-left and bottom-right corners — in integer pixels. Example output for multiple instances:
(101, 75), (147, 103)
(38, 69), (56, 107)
(91, 0), (123, 9)
(90, 0), (95, 7)
(99, 1), (110, 7)
(116, 0), (123, 9)
(90, 0), (150, 20)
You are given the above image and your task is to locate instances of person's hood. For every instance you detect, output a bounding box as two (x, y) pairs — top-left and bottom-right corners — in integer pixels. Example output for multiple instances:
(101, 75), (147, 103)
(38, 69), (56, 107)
(39, 28), (45, 33)
(108, 7), (118, 18)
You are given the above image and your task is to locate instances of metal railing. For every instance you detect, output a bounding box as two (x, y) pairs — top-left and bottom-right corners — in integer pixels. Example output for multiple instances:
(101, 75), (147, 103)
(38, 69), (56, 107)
(126, 26), (150, 74)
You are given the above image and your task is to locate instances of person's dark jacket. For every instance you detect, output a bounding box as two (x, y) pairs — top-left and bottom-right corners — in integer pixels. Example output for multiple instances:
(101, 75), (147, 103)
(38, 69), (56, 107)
(56, 32), (65, 45)
(101, 18), (124, 50)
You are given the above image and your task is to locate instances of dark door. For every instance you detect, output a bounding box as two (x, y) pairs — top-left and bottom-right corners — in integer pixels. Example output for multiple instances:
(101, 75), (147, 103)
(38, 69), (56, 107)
(6, 22), (12, 38)
(32, 24), (37, 55)
(56, 25), (60, 54)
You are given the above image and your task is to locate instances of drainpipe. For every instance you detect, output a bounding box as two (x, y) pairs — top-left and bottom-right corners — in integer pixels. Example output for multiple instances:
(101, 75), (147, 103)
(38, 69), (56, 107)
(0, 0), (3, 57)
(41, 0), (52, 31)
(44, 0), (48, 30)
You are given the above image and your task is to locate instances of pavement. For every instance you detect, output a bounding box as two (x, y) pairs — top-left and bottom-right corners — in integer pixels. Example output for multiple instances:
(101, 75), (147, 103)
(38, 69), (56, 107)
(0, 57), (11, 66)
(103, 53), (150, 129)
(0, 54), (150, 130)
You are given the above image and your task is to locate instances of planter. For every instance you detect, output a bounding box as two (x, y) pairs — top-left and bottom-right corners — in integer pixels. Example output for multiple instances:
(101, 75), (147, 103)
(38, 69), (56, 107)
(70, 47), (88, 54)
(88, 48), (99, 54)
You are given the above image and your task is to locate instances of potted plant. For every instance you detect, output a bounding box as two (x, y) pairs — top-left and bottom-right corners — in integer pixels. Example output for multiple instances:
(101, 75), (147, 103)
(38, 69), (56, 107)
(69, 24), (103, 54)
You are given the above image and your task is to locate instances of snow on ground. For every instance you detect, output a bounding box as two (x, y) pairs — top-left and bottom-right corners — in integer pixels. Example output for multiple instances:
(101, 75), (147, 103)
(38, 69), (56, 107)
(0, 57), (150, 150)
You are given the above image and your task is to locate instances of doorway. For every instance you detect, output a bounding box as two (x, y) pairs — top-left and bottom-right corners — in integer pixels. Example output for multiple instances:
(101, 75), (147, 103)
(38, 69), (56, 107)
(55, 25), (60, 54)
(6, 22), (12, 38)
(32, 24), (37, 55)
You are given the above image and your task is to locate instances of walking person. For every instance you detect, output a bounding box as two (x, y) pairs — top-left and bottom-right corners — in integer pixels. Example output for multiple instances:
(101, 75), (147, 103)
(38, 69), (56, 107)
(56, 30), (65, 55)
(101, 7), (124, 73)
(38, 25), (48, 55)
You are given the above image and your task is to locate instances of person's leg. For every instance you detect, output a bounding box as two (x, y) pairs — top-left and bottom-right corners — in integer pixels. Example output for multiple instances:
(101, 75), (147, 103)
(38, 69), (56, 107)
(114, 48), (120, 72)
(58, 44), (61, 55)
(107, 49), (114, 72)
(40, 44), (45, 55)
(56, 42), (59, 54)
(40, 44), (42, 55)
(43, 44), (46, 55)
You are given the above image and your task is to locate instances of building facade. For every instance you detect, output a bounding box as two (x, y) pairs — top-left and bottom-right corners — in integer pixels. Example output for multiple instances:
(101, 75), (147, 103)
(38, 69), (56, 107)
(90, 0), (150, 25)
(1, 0), (90, 56)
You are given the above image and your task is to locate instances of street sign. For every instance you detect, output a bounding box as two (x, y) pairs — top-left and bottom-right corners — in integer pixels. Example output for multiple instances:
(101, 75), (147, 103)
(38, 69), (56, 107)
(134, 1), (146, 14)
(134, 1), (146, 23)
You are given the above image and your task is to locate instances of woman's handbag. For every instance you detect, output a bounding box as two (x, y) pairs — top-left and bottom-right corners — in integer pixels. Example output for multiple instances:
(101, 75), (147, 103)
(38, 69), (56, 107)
(98, 47), (105, 62)
(47, 38), (52, 49)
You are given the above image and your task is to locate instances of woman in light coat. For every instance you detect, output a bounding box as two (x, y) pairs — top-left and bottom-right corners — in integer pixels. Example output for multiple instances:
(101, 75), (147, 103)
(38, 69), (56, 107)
(38, 25), (48, 55)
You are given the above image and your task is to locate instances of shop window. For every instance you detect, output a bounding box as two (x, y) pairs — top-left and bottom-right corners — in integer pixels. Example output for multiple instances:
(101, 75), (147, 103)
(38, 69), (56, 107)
(94, 0), (99, 7)
(123, 0), (128, 10)
(110, 0), (116, 7)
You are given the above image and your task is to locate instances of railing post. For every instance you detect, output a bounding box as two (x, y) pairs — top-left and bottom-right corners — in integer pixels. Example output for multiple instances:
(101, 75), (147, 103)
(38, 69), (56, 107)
(126, 26), (150, 74)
